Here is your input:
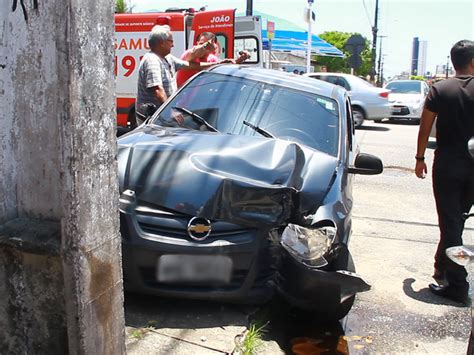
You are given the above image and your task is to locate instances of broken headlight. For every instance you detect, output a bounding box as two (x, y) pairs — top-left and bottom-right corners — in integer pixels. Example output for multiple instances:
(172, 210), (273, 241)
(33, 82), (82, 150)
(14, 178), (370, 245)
(280, 224), (336, 268)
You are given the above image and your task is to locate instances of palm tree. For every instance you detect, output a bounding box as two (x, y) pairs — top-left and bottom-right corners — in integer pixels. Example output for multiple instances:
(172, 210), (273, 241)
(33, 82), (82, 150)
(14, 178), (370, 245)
(115, 0), (132, 13)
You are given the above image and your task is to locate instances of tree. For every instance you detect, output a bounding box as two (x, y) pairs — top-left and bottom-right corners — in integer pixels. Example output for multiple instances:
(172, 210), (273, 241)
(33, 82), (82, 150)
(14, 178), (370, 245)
(315, 31), (373, 77)
(410, 75), (425, 81)
(115, 0), (132, 13)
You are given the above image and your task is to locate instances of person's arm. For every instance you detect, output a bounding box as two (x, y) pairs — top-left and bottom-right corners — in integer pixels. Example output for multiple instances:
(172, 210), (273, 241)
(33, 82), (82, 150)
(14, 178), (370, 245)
(235, 50), (251, 64)
(151, 85), (167, 104)
(415, 107), (437, 178)
(182, 43), (210, 61)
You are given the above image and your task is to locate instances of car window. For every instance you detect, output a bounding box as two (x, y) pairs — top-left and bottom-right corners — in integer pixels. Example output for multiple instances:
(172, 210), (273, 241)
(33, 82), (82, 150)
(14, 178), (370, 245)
(385, 81), (422, 94)
(311, 75), (351, 91)
(153, 72), (340, 157)
(234, 36), (259, 64)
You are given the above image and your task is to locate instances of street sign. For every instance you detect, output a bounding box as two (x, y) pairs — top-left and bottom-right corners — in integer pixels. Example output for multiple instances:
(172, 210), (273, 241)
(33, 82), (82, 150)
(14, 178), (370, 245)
(267, 21), (275, 41)
(345, 34), (365, 69)
(303, 7), (316, 23)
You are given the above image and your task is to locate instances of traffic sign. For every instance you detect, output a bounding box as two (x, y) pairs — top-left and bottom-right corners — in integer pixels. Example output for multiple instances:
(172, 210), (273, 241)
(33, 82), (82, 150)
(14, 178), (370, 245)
(267, 21), (275, 41)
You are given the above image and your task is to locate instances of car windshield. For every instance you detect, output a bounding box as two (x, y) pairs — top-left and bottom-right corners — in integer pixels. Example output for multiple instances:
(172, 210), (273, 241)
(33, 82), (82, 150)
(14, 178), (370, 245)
(152, 72), (340, 157)
(385, 81), (422, 94)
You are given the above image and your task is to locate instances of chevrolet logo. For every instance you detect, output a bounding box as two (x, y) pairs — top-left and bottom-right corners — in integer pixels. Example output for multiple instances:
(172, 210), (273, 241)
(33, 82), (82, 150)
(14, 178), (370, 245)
(187, 217), (212, 241)
(189, 224), (210, 234)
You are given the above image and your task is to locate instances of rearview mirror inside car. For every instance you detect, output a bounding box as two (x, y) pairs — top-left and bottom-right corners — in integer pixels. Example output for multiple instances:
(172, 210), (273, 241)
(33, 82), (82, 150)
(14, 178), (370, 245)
(348, 153), (383, 175)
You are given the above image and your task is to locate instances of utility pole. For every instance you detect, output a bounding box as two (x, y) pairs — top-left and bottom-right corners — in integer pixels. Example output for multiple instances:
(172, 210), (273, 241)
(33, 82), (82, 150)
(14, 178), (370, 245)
(371, 0), (379, 83)
(445, 55), (450, 79)
(307, 0), (314, 73)
(377, 35), (387, 86)
(246, 0), (253, 15)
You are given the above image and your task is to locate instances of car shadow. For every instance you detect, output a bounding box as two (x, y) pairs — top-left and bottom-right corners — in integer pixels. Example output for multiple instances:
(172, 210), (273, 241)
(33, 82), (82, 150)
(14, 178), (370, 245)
(124, 291), (248, 329)
(402, 278), (469, 308)
(248, 295), (348, 354)
(378, 120), (420, 126)
(124, 292), (350, 353)
(356, 125), (390, 132)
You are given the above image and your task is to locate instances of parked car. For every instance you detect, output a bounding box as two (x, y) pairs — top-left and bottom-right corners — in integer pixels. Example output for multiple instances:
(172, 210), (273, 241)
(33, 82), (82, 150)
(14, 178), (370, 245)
(304, 72), (391, 127)
(383, 80), (430, 124)
(118, 65), (383, 319)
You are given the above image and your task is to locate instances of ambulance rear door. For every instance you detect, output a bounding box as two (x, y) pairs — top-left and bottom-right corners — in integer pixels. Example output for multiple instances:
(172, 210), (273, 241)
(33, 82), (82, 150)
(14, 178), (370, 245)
(234, 15), (263, 67)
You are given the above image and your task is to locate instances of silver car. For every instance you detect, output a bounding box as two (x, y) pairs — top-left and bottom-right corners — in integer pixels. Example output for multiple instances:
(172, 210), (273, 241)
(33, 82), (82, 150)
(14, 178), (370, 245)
(383, 80), (430, 124)
(305, 72), (391, 127)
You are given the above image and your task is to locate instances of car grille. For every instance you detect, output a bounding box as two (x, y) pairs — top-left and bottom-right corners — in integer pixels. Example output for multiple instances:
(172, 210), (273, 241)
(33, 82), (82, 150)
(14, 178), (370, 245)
(134, 202), (255, 241)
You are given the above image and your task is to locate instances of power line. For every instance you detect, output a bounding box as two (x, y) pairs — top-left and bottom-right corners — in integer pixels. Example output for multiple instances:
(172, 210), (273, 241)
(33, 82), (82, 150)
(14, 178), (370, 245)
(361, 0), (373, 29)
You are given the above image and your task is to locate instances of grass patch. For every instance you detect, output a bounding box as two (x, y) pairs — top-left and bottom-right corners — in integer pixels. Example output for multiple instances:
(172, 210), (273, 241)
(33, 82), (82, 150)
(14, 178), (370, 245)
(130, 328), (148, 340)
(241, 322), (267, 355)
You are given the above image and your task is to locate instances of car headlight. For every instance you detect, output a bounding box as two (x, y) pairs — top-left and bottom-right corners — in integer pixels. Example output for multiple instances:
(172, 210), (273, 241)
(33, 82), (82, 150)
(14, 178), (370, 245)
(280, 223), (336, 268)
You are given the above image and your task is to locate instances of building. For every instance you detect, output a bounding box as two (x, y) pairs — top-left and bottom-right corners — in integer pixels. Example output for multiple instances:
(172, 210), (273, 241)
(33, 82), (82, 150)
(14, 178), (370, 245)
(411, 37), (419, 75)
(418, 40), (428, 76)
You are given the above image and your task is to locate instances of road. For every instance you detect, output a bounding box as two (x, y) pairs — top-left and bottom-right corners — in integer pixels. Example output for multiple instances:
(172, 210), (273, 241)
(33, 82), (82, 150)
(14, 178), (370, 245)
(346, 120), (473, 354)
(124, 120), (473, 354)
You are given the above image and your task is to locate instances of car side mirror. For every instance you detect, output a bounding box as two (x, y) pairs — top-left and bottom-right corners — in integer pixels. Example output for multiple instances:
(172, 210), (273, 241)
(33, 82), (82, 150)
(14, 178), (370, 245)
(468, 137), (474, 159)
(348, 153), (383, 175)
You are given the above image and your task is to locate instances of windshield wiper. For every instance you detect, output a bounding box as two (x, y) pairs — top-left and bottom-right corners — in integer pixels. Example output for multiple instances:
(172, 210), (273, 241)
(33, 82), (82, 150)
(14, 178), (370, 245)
(243, 120), (275, 138)
(172, 106), (219, 132)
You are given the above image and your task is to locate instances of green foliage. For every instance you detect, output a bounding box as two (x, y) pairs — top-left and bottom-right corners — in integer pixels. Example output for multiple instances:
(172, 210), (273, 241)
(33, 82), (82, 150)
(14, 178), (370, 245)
(115, 0), (131, 13)
(240, 323), (267, 355)
(315, 31), (373, 76)
(410, 75), (426, 81)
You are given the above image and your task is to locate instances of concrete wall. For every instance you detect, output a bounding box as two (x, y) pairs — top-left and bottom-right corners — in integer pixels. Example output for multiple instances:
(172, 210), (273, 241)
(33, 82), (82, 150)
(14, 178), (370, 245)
(0, 0), (125, 353)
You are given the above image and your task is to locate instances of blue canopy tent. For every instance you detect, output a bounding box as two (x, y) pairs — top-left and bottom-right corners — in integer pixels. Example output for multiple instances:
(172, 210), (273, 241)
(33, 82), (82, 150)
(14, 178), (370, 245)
(262, 29), (344, 57)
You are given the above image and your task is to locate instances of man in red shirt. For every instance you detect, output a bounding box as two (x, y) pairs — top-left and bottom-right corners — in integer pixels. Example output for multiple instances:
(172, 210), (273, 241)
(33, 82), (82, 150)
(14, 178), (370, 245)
(176, 32), (220, 88)
(177, 32), (250, 88)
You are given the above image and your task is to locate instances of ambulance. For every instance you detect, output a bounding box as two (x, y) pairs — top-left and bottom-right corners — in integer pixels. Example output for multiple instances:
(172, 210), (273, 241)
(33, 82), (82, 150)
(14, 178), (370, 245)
(115, 8), (264, 129)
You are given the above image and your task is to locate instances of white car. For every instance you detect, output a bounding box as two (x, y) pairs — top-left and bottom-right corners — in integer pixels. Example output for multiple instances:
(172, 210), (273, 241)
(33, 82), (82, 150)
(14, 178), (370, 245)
(305, 72), (391, 127)
(383, 80), (430, 124)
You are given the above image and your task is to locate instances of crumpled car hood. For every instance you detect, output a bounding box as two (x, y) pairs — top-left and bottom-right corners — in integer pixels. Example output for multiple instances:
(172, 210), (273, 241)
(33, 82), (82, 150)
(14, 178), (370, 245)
(118, 126), (338, 227)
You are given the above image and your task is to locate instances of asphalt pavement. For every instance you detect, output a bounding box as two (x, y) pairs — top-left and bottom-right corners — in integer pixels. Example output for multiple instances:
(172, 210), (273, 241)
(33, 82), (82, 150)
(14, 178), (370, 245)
(125, 120), (473, 354)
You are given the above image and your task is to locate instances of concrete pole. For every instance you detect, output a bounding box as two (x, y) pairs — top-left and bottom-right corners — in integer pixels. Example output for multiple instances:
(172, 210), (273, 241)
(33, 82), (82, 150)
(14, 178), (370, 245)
(0, 0), (125, 353)
(371, 0), (379, 82)
(306, 0), (314, 73)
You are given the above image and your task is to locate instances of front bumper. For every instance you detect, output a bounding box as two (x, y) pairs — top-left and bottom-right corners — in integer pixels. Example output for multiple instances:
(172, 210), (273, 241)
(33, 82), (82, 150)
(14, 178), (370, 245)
(121, 209), (276, 304)
(388, 103), (422, 120)
(119, 192), (370, 309)
(277, 252), (370, 312)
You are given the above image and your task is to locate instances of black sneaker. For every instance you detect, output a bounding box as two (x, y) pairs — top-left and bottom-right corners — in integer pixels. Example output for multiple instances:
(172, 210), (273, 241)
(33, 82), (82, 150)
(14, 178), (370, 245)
(429, 283), (470, 305)
(432, 269), (448, 286)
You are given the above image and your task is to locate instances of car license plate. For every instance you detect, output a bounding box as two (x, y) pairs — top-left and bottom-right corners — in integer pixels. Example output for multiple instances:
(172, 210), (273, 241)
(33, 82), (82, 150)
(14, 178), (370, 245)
(157, 254), (232, 283)
(392, 107), (402, 113)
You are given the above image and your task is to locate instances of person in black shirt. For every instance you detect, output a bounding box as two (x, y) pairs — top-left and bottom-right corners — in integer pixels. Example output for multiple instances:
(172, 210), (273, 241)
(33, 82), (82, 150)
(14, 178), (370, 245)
(415, 40), (474, 304)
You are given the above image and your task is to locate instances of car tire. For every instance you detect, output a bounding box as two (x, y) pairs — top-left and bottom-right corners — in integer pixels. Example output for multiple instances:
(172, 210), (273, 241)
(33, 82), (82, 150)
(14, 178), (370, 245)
(352, 107), (365, 128)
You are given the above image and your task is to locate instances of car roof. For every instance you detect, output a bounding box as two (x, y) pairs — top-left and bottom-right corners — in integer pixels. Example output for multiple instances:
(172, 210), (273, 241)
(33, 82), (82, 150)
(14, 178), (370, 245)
(208, 65), (345, 101)
(305, 72), (376, 88)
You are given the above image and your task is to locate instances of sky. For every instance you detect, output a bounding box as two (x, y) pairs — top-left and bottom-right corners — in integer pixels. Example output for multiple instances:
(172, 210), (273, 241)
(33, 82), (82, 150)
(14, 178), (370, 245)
(129, 0), (474, 78)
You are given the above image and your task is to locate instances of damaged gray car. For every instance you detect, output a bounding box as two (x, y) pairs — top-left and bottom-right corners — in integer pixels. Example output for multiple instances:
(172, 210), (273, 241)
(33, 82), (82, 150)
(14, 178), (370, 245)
(118, 65), (382, 319)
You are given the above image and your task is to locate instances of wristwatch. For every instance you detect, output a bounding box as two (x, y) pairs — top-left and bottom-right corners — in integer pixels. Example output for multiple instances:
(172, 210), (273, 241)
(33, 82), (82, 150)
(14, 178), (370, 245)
(415, 156), (425, 161)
